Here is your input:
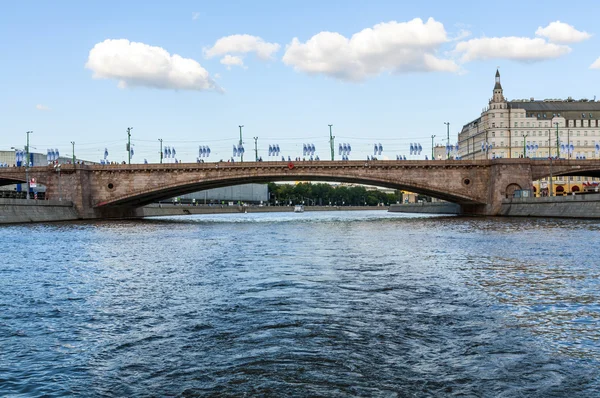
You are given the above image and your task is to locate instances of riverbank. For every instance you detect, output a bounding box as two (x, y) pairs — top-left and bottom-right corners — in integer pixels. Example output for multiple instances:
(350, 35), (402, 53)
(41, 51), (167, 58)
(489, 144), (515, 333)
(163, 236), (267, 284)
(388, 194), (600, 219)
(500, 193), (600, 218)
(141, 204), (386, 217)
(0, 201), (387, 224)
(388, 202), (460, 215)
(0, 198), (79, 224)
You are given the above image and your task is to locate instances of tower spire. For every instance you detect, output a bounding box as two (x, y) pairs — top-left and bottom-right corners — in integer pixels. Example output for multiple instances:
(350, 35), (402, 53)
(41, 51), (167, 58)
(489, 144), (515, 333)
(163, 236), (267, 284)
(494, 68), (502, 90)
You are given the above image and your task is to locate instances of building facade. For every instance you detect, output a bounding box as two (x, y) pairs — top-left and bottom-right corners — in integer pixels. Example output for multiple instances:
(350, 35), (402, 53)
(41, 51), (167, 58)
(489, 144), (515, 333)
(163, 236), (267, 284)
(459, 70), (600, 160)
(458, 70), (600, 195)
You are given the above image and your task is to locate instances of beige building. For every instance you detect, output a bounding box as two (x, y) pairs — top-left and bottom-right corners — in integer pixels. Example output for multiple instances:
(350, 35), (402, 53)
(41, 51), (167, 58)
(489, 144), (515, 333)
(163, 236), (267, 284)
(459, 70), (600, 160)
(458, 70), (600, 195)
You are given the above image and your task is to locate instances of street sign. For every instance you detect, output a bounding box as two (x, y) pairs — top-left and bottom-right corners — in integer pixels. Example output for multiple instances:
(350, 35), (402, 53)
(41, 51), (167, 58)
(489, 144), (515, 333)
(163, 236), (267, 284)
(30, 178), (36, 188)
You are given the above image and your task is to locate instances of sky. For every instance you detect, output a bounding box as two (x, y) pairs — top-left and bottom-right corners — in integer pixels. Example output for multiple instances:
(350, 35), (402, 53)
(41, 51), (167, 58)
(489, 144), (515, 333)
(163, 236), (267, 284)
(1, 0), (600, 163)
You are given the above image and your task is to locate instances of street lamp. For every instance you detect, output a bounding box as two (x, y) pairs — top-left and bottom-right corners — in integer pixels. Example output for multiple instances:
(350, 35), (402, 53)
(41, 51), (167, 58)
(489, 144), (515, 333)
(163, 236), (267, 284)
(253, 136), (258, 161)
(554, 122), (560, 158)
(26, 130), (33, 199)
(522, 132), (528, 158)
(158, 138), (163, 163)
(328, 124), (334, 161)
(239, 125), (244, 162)
(71, 141), (75, 164)
(127, 127), (133, 164)
(444, 122), (450, 159)
(54, 163), (62, 201)
(431, 134), (436, 159)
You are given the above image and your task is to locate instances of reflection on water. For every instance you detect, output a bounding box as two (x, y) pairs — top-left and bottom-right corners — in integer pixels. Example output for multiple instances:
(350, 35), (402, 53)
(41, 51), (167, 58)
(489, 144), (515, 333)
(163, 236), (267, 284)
(0, 211), (599, 396)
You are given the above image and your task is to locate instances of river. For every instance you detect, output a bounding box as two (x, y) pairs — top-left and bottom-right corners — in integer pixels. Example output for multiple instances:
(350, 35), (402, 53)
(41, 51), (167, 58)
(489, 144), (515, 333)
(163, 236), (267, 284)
(1, 211), (599, 396)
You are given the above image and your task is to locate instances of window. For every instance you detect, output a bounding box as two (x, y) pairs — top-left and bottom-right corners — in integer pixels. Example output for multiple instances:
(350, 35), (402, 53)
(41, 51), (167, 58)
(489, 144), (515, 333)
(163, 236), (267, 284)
(500, 122), (504, 127)
(543, 114), (546, 118)
(584, 131), (588, 136)
(521, 122), (524, 127)
(582, 113), (586, 118)
(584, 141), (588, 146)
(492, 122), (496, 128)
(514, 122), (518, 127)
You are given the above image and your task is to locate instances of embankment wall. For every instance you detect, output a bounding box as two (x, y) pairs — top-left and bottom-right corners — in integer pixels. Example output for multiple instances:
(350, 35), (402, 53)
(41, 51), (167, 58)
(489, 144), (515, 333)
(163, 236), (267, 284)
(0, 198), (79, 224)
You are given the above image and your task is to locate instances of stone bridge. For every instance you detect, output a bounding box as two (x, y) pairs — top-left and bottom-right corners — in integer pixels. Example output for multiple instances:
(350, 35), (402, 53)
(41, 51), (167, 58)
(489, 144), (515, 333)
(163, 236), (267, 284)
(1, 159), (599, 219)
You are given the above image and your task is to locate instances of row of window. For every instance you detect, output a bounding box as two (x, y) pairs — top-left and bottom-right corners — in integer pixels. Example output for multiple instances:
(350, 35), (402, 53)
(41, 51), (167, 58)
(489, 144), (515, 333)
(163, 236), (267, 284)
(514, 140), (593, 146)
(540, 176), (599, 182)
(486, 130), (598, 138)
(490, 110), (595, 119)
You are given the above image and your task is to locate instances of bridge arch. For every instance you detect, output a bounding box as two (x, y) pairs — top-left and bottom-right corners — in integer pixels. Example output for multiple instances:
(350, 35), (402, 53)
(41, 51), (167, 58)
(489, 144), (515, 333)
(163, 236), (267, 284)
(93, 162), (489, 208)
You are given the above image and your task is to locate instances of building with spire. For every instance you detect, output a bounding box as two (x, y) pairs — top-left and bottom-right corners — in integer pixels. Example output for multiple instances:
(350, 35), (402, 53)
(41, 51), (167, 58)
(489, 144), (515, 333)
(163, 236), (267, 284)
(457, 70), (600, 195)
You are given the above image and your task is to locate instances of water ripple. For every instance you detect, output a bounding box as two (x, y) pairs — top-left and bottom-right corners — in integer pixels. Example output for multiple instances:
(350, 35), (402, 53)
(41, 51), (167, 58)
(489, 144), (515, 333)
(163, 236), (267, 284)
(0, 211), (598, 396)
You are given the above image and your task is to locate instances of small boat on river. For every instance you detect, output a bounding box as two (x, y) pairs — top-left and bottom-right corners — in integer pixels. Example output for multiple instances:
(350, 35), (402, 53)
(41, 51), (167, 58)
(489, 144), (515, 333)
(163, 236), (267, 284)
(294, 205), (304, 213)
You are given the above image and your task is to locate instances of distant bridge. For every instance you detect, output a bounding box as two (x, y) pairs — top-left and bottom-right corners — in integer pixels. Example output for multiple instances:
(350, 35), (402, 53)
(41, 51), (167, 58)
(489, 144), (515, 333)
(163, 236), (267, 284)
(1, 159), (599, 219)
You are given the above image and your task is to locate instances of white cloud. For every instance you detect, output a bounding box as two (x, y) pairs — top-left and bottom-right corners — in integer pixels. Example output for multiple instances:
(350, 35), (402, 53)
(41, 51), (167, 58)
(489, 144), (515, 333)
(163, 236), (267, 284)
(454, 37), (571, 63)
(192, 12), (200, 21)
(204, 34), (280, 60)
(220, 55), (245, 69)
(451, 29), (471, 41)
(214, 73), (221, 79)
(281, 18), (459, 82)
(85, 39), (222, 92)
(591, 57), (600, 69)
(535, 21), (591, 44)
(35, 104), (50, 111)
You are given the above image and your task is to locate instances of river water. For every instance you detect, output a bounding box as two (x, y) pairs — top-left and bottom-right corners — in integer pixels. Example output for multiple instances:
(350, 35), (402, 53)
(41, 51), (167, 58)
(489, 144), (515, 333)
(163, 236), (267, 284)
(1, 211), (599, 397)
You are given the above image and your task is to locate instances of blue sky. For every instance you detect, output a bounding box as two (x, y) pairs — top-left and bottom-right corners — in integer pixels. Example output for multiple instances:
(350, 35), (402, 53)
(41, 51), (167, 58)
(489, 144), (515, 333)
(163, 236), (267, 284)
(2, 0), (599, 163)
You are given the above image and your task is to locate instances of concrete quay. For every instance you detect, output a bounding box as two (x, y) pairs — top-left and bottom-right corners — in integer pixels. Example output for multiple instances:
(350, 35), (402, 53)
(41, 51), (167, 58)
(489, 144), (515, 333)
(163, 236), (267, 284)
(500, 193), (600, 218)
(388, 194), (600, 219)
(0, 201), (386, 224)
(388, 202), (461, 215)
(0, 198), (79, 224)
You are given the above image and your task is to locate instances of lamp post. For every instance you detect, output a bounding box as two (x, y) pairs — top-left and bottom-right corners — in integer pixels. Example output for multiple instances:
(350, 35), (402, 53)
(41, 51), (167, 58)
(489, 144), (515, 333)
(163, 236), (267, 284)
(54, 163), (62, 201)
(158, 138), (163, 164)
(554, 122), (560, 158)
(431, 134), (435, 159)
(25, 130), (33, 199)
(71, 141), (75, 164)
(567, 129), (570, 159)
(328, 124), (334, 161)
(549, 156), (554, 196)
(238, 125), (244, 162)
(127, 127), (133, 165)
(253, 136), (258, 161)
(522, 132), (528, 158)
(444, 122), (450, 159)
(475, 122), (479, 160)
